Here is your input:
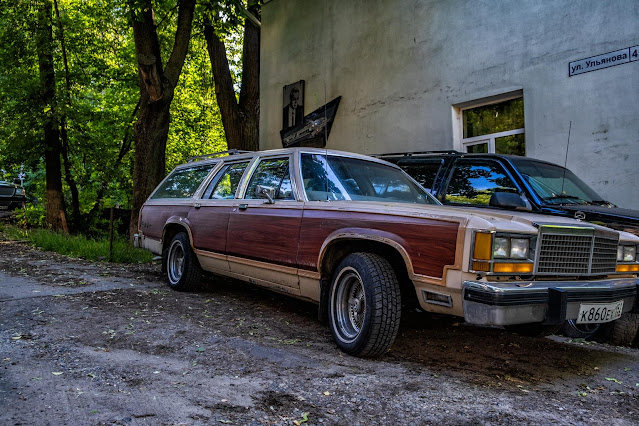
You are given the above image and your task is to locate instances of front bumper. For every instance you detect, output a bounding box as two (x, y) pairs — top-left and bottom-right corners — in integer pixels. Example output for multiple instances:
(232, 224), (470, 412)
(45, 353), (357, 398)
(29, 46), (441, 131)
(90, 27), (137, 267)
(462, 278), (639, 326)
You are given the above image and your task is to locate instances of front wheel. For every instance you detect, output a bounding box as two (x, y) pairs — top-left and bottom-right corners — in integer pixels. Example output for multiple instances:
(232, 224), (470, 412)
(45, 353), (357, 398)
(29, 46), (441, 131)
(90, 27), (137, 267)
(328, 253), (401, 357)
(165, 232), (201, 291)
(598, 313), (639, 347)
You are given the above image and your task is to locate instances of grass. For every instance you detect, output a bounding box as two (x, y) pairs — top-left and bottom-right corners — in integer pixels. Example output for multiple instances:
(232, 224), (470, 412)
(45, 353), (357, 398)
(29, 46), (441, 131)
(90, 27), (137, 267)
(0, 224), (154, 264)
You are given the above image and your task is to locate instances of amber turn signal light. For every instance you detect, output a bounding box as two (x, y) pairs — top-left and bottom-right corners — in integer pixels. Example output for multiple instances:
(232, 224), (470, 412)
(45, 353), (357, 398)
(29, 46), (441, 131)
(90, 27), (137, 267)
(493, 263), (534, 274)
(473, 232), (492, 261)
(616, 264), (639, 273)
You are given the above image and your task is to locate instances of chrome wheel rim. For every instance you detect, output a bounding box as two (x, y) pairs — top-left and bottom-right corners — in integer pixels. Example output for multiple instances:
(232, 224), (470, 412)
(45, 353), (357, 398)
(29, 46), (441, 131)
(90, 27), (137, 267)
(334, 268), (366, 342)
(167, 239), (185, 285)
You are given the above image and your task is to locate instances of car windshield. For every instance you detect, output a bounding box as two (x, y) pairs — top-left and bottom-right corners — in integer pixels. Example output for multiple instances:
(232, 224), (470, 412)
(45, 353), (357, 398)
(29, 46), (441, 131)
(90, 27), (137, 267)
(301, 153), (439, 205)
(513, 159), (606, 205)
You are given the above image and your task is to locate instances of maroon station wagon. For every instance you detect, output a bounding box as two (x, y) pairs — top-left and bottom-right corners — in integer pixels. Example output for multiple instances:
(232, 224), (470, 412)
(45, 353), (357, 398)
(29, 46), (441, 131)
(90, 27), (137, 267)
(136, 148), (639, 356)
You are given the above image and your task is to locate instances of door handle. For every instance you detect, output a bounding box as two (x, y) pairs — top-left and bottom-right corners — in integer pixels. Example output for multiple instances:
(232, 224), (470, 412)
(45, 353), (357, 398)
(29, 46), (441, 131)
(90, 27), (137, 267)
(194, 203), (201, 209)
(238, 204), (248, 210)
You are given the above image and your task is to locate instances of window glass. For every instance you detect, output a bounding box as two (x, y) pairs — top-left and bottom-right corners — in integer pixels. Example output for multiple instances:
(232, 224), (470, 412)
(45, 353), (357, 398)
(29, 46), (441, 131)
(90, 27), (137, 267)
(205, 162), (249, 199)
(151, 165), (214, 199)
(463, 98), (524, 138)
(513, 159), (604, 205)
(466, 143), (488, 154)
(245, 158), (294, 200)
(445, 161), (518, 205)
(396, 160), (443, 191)
(301, 154), (438, 204)
(496, 133), (525, 156)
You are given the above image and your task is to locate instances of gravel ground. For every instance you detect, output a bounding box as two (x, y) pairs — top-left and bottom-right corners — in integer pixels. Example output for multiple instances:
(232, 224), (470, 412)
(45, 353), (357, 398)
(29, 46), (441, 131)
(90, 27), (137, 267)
(1, 240), (639, 425)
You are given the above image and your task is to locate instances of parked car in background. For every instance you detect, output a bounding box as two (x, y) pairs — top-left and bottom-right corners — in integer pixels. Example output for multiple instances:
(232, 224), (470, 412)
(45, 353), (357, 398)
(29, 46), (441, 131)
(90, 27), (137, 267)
(0, 179), (26, 211)
(378, 151), (639, 236)
(136, 149), (639, 356)
(379, 150), (639, 341)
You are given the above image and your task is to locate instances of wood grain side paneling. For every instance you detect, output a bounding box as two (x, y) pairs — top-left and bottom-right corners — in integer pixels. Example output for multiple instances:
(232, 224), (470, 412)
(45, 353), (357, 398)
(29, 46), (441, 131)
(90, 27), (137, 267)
(188, 204), (234, 253)
(227, 203), (303, 270)
(297, 208), (459, 278)
(140, 204), (191, 240)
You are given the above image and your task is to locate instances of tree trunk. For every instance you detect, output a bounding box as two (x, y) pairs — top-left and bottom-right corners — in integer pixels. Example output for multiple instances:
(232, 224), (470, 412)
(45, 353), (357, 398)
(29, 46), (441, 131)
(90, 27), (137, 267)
(128, 0), (196, 238)
(37, 0), (65, 230)
(205, 4), (260, 152)
(54, 0), (81, 230)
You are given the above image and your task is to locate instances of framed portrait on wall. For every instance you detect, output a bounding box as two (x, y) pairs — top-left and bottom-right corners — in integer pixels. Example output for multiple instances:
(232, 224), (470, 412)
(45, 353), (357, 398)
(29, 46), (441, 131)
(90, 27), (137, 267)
(283, 80), (305, 130)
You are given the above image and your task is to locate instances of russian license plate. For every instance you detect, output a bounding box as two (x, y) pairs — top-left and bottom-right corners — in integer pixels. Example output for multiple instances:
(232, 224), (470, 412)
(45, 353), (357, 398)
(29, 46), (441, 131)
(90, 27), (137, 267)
(576, 300), (624, 324)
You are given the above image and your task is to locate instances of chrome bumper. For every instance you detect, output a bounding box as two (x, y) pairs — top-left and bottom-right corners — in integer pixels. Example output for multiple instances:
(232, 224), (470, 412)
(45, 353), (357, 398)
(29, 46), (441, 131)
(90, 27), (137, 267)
(462, 278), (639, 326)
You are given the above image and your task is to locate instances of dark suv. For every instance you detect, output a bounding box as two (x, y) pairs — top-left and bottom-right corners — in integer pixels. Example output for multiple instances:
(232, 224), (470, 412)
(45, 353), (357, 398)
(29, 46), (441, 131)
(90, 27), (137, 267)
(379, 151), (639, 236)
(0, 180), (26, 211)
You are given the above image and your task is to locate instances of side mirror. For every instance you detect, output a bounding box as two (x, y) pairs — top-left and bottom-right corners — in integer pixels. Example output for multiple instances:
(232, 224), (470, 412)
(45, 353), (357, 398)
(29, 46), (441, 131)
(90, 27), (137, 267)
(489, 192), (532, 211)
(256, 185), (275, 204)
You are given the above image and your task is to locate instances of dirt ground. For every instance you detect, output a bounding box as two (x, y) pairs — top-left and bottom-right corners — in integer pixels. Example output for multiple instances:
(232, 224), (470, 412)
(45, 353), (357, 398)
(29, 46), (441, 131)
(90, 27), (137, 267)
(1, 240), (639, 425)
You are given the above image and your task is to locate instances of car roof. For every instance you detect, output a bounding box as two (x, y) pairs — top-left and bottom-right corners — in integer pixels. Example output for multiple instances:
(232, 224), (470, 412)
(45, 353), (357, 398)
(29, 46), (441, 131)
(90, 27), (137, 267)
(172, 148), (402, 171)
(377, 151), (563, 168)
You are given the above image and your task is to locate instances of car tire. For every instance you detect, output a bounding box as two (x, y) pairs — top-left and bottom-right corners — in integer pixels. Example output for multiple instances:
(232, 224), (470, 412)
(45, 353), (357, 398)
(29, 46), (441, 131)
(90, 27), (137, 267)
(598, 313), (639, 347)
(165, 232), (201, 291)
(504, 323), (562, 337)
(561, 320), (601, 339)
(328, 252), (401, 357)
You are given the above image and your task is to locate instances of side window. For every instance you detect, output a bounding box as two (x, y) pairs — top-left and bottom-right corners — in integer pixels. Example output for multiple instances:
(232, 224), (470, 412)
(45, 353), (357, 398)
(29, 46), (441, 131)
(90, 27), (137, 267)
(203, 162), (249, 199)
(151, 165), (214, 199)
(245, 158), (294, 200)
(444, 160), (518, 205)
(397, 159), (443, 192)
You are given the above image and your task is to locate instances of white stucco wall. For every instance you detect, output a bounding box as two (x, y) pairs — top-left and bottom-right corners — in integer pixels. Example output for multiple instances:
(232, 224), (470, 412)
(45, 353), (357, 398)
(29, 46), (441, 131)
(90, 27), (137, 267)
(260, 0), (639, 208)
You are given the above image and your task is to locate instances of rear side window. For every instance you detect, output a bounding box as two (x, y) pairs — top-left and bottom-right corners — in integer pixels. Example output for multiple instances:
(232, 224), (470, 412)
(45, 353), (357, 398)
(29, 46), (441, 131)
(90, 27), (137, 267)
(444, 160), (518, 205)
(151, 165), (214, 199)
(397, 159), (443, 192)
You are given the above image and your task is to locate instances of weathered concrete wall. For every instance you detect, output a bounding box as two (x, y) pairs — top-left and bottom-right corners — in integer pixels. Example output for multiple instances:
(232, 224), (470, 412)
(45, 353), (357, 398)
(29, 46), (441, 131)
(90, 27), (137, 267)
(261, 0), (639, 208)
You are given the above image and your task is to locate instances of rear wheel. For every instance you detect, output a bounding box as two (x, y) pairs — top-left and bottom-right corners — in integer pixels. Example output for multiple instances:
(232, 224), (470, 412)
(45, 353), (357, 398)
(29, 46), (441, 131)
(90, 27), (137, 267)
(328, 253), (401, 357)
(165, 232), (201, 291)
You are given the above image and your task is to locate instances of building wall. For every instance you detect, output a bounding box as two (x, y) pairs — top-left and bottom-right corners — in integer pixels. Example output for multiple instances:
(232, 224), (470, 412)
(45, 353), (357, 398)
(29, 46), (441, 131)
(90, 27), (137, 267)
(260, 0), (639, 208)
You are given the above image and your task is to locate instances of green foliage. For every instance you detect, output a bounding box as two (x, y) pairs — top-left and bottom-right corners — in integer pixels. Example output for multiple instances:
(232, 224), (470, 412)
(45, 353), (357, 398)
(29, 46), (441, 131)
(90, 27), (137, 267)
(0, 0), (233, 231)
(0, 225), (153, 264)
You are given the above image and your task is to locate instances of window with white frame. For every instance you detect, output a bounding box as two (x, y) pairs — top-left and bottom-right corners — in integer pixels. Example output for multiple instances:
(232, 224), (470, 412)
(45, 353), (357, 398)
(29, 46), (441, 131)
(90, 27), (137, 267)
(461, 96), (525, 156)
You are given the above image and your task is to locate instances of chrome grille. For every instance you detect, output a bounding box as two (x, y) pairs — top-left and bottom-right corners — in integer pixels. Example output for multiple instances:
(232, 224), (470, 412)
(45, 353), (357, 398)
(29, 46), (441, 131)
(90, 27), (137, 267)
(591, 235), (619, 274)
(535, 225), (619, 276)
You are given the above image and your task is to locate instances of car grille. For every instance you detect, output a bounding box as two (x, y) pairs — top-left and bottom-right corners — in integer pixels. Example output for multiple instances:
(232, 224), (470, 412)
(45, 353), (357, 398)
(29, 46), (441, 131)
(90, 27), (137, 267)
(0, 187), (15, 197)
(535, 226), (618, 276)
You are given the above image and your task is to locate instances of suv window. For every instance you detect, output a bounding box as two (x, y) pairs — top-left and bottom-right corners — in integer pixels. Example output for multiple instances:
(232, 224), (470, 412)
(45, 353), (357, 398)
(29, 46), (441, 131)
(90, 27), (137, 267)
(396, 159), (443, 192)
(444, 160), (518, 205)
(203, 161), (250, 199)
(245, 158), (294, 200)
(151, 165), (214, 199)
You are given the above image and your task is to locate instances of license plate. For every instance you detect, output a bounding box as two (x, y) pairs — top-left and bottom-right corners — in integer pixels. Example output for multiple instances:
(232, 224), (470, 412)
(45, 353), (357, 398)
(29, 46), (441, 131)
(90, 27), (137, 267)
(576, 300), (623, 324)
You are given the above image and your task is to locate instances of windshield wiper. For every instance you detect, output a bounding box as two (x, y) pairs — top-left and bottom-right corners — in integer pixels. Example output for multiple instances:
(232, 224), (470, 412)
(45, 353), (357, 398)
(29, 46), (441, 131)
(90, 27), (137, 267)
(542, 194), (586, 204)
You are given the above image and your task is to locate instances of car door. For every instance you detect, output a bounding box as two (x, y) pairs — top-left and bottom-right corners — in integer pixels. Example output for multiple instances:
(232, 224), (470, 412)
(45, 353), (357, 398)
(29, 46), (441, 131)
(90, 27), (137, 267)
(187, 160), (251, 273)
(226, 155), (303, 289)
(441, 158), (521, 207)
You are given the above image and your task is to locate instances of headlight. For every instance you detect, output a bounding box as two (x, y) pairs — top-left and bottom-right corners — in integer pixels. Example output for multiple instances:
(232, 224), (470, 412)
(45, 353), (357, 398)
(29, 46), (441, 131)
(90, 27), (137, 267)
(616, 244), (639, 273)
(618, 245), (637, 262)
(15, 188), (25, 196)
(492, 237), (529, 259)
(472, 231), (533, 274)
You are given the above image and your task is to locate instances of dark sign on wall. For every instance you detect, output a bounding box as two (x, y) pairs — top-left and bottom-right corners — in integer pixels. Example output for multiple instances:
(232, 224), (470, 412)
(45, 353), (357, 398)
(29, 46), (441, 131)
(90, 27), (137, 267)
(283, 81), (305, 130)
(280, 97), (341, 148)
(569, 45), (639, 76)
